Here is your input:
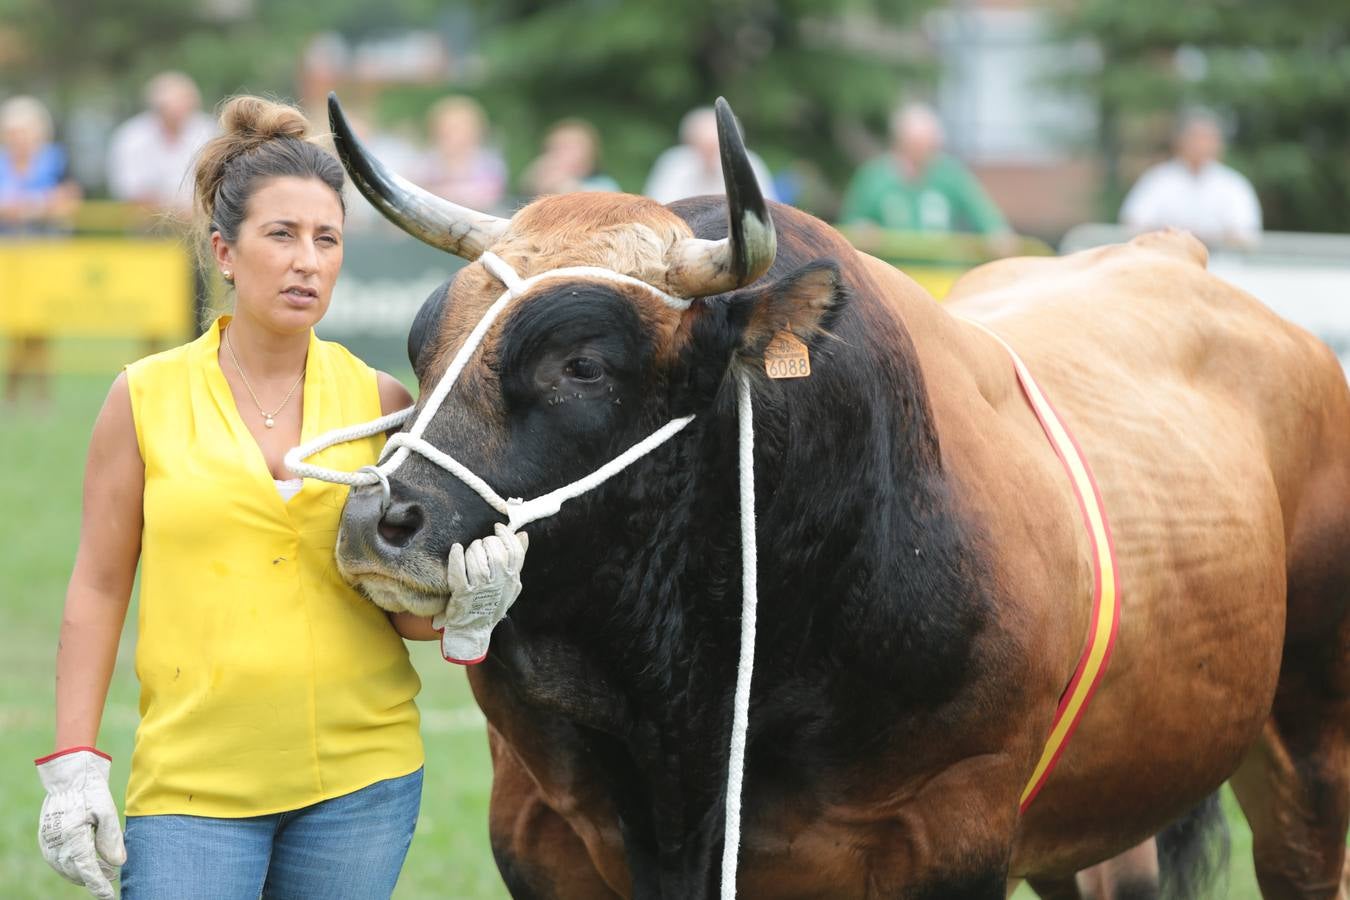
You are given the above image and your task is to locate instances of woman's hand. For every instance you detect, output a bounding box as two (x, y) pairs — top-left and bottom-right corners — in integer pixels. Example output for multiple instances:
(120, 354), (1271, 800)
(36, 747), (125, 899)
(435, 525), (529, 665)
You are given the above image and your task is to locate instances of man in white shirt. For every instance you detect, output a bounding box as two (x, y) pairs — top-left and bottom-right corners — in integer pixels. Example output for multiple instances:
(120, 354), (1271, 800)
(1120, 111), (1262, 248)
(106, 71), (217, 222)
(644, 106), (777, 204)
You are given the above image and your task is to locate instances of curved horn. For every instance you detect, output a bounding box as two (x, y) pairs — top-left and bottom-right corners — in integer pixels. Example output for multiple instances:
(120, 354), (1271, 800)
(328, 93), (508, 260)
(667, 97), (777, 297)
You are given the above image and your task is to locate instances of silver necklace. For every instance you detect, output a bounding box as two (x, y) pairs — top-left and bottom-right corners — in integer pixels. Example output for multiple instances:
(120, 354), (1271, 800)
(223, 327), (306, 429)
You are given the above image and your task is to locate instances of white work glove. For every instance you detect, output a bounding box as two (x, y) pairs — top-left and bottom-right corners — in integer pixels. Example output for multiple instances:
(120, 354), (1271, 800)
(36, 747), (125, 900)
(434, 523), (528, 665)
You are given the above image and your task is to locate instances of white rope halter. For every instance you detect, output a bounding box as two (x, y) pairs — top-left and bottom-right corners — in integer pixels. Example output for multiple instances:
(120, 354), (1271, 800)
(286, 251), (759, 897)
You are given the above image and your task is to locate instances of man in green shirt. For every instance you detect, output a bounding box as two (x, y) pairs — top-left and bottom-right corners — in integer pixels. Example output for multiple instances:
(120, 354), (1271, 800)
(841, 102), (1011, 240)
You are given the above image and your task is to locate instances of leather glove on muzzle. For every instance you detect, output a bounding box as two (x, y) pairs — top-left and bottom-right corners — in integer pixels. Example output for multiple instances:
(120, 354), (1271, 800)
(36, 747), (125, 900)
(434, 523), (529, 664)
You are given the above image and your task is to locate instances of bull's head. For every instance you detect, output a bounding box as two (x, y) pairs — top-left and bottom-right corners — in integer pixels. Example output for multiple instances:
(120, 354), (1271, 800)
(332, 95), (843, 617)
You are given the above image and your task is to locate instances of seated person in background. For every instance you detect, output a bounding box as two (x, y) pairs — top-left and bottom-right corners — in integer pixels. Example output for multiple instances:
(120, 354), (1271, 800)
(106, 71), (217, 225)
(521, 118), (618, 196)
(644, 106), (777, 204)
(0, 95), (80, 233)
(0, 95), (81, 410)
(840, 102), (1013, 252)
(107, 72), (219, 339)
(1119, 109), (1262, 249)
(415, 95), (507, 213)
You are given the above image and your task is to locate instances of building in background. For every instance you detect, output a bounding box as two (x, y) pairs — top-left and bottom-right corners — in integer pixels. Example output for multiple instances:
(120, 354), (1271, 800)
(929, 1), (1100, 240)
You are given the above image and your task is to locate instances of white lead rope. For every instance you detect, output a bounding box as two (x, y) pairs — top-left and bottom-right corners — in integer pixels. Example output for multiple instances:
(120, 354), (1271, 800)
(721, 372), (757, 898)
(285, 251), (758, 894)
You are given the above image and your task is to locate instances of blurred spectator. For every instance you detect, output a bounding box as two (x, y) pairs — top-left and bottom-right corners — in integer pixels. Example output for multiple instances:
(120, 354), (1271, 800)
(771, 159), (839, 219)
(1119, 110), (1262, 248)
(644, 106), (777, 204)
(1, 95), (81, 409)
(521, 118), (619, 197)
(416, 96), (507, 212)
(106, 71), (217, 223)
(0, 96), (80, 233)
(840, 102), (1011, 247)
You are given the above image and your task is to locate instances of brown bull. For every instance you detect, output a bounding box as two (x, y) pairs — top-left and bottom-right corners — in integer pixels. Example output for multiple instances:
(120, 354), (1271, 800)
(328, 95), (1350, 898)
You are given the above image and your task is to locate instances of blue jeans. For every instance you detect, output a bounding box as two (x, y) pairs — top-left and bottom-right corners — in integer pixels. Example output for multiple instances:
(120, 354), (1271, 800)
(120, 768), (422, 900)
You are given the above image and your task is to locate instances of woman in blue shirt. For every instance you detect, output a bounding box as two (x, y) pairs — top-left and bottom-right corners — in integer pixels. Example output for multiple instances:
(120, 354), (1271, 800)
(1, 95), (81, 408)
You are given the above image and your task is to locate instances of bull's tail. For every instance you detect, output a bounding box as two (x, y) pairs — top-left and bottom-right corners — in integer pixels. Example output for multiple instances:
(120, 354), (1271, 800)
(1158, 791), (1230, 900)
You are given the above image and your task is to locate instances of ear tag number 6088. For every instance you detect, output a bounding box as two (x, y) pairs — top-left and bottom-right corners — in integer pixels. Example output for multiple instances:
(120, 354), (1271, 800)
(764, 331), (811, 379)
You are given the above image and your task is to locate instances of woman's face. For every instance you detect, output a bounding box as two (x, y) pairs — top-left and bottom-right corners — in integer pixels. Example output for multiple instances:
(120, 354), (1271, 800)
(213, 176), (344, 335)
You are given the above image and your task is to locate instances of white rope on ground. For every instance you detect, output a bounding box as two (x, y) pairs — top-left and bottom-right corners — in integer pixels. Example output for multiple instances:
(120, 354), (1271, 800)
(720, 371), (758, 899)
(288, 251), (763, 896)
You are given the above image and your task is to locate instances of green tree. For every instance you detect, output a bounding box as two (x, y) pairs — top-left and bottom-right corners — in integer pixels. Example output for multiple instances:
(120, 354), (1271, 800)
(1, 1), (940, 215)
(400, 0), (940, 210)
(1055, 0), (1350, 232)
(0, 0), (446, 122)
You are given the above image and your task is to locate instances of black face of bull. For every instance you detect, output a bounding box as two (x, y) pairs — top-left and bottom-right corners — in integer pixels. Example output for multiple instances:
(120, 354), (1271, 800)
(328, 92), (788, 617)
(336, 249), (848, 617)
(337, 277), (673, 615)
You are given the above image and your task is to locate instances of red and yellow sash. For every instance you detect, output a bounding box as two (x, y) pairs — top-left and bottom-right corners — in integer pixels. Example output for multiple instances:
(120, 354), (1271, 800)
(968, 321), (1121, 814)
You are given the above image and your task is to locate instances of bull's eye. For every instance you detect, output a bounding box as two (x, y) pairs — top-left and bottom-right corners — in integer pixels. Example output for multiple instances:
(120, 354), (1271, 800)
(564, 357), (604, 383)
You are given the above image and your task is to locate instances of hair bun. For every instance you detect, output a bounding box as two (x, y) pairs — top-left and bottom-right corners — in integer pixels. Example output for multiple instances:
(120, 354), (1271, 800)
(220, 96), (310, 145)
(193, 95), (316, 223)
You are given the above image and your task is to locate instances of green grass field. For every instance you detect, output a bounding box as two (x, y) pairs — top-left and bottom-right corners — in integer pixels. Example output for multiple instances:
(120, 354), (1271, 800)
(1, 364), (1266, 898)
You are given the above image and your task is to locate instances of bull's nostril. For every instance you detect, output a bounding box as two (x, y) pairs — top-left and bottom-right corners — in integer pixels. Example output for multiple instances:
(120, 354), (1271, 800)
(377, 502), (425, 549)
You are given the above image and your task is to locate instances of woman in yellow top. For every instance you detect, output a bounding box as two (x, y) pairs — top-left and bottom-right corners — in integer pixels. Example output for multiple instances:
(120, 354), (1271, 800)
(34, 96), (451, 899)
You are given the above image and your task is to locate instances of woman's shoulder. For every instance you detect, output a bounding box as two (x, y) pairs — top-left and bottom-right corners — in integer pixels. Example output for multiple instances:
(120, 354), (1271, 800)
(124, 328), (213, 384)
(125, 336), (197, 381)
(311, 335), (411, 416)
(312, 332), (377, 378)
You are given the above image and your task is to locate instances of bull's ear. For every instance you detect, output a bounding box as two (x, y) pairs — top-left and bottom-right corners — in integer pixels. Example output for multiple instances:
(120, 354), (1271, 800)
(674, 261), (847, 411)
(408, 282), (450, 379)
(733, 260), (846, 359)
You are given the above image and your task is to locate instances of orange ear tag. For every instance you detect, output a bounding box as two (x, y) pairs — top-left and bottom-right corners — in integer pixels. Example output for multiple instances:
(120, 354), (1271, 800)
(764, 331), (811, 379)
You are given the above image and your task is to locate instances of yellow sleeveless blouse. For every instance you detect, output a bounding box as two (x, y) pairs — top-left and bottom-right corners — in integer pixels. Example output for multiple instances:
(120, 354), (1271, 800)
(123, 317), (423, 817)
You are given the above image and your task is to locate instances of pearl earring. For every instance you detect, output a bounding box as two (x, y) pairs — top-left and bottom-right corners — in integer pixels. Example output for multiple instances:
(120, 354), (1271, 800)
(222, 270), (234, 283)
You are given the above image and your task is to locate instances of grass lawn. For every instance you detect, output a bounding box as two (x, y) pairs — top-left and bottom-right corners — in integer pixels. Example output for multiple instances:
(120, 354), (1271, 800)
(1, 362), (1264, 898)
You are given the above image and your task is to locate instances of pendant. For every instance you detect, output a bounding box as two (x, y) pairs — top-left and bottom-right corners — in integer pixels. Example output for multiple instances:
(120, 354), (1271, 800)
(265, 416), (275, 428)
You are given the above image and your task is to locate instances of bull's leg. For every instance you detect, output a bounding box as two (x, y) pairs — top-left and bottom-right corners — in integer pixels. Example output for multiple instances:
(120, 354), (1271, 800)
(487, 733), (622, 900)
(1229, 432), (1350, 900)
(1230, 704), (1350, 900)
(1078, 840), (1160, 900)
(1025, 876), (1084, 899)
(1230, 625), (1350, 900)
(1232, 462), (1350, 900)
(1025, 839), (1159, 900)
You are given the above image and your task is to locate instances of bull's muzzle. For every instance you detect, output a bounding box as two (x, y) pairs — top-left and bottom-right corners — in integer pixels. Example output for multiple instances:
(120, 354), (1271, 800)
(340, 481), (427, 562)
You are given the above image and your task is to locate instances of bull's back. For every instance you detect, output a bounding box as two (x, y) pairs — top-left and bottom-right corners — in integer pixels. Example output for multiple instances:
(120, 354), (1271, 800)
(947, 229), (1348, 528)
(946, 230), (1350, 871)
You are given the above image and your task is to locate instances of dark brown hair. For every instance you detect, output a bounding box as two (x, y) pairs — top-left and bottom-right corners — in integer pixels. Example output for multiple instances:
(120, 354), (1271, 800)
(193, 96), (345, 247)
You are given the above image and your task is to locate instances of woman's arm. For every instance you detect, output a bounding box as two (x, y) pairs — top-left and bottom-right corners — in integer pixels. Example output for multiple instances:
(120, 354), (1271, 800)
(375, 372), (439, 642)
(54, 373), (144, 749)
(389, 612), (441, 641)
(376, 370), (413, 418)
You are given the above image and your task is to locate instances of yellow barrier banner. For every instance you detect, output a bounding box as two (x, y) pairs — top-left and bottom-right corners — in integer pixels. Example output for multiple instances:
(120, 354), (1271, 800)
(903, 265), (963, 300)
(0, 238), (190, 340)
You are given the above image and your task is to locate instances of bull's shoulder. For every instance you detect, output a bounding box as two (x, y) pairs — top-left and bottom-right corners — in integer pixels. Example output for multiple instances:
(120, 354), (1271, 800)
(940, 229), (1341, 408)
(944, 230), (1287, 352)
(946, 229), (1207, 311)
(1121, 227), (1209, 267)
